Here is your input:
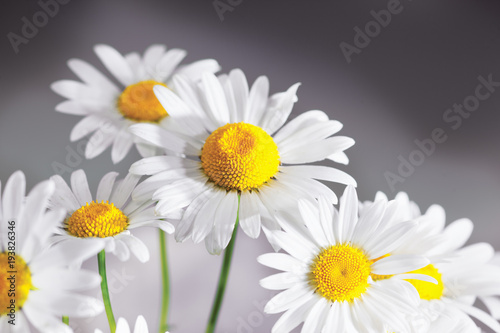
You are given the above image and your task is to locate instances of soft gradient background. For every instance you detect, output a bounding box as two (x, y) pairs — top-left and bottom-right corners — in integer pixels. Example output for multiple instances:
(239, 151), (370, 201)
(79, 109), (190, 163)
(1, 0), (500, 332)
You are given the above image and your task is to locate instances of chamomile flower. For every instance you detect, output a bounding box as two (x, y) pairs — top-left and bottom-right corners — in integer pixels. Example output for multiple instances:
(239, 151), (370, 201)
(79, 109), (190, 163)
(129, 69), (356, 254)
(258, 186), (434, 333)
(0, 171), (103, 333)
(51, 44), (220, 163)
(94, 315), (163, 333)
(49, 169), (175, 263)
(364, 192), (500, 333)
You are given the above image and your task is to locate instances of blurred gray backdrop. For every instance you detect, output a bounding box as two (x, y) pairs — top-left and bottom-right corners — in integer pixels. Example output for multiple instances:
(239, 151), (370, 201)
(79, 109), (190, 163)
(1, 0), (500, 332)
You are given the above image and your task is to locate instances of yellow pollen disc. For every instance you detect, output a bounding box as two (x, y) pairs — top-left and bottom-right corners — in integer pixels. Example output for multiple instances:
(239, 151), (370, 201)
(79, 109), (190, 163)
(201, 122), (280, 191)
(309, 244), (371, 303)
(405, 264), (444, 300)
(66, 201), (128, 238)
(117, 80), (168, 122)
(0, 253), (32, 315)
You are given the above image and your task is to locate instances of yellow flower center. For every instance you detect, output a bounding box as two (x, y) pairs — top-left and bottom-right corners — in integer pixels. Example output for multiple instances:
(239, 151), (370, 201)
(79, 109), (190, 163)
(0, 253), (32, 315)
(406, 264), (444, 300)
(201, 122), (280, 191)
(117, 80), (168, 122)
(309, 244), (371, 303)
(66, 201), (128, 238)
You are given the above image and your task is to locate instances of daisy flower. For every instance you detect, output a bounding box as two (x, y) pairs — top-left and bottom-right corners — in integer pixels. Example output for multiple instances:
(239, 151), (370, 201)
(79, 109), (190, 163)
(94, 315), (165, 333)
(128, 69), (356, 254)
(363, 192), (500, 333)
(0, 171), (103, 333)
(51, 44), (220, 163)
(49, 169), (175, 263)
(258, 186), (435, 333)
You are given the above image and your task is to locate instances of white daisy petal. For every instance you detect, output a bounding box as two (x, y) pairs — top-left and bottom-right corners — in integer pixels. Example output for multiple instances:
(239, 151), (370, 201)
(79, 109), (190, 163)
(277, 119), (343, 153)
(265, 284), (313, 314)
(228, 68), (249, 121)
(153, 85), (206, 137)
(257, 253), (307, 273)
(260, 83), (300, 135)
(134, 315), (149, 333)
(338, 185), (358, 243)
(301, 297), (329, 333)
(32, 268), (101, 291)
(142, 44), (167, 73)
(111, 128), (134, 164)
(49, 174), (81, 211)
(260, 272), (305, 290)
(55, 100), (101, 115)
(281, 165), (357, 186)
(94, 44), (135, 86)
(210, 192), (239, 254)
(364, 221), (418, 259)
(70, 115), (106, 141)
(155, 48), (187, 81)
(201, 72), (230, 126)
(2, 170), (25, 222)
(67, 58), (120, 95)
(109, 173), (141, 209)
(272, 110), (329, 145)
(85, 128), (117, 159)
(191, 190), (226, 243)
(116, 318), (132, 333)
(371, 255), (430, 275)
(96, 171), (119, 202)
(280, 136), (355, 164)
(117, 233), (150, 263)
(245, 75), (269, 125)
(239, 191), (262, 239)
(71, 169), (93, 205)
(175, 187), (214, 242)
(129, 123), (199, 155)
(174, 59), (221, 82)
(31, 238), (105, 271)
(271, 297), (317, 333)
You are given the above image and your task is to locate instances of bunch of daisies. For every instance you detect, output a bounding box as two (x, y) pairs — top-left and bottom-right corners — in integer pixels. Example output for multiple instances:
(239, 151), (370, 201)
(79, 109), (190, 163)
(1, 43), (499, 333)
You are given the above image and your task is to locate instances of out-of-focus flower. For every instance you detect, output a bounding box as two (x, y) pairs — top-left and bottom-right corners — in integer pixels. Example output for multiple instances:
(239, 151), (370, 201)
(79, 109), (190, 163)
(364, 192), (500, 333)
(0, 171), (103, 332)
(51, 44), (220, 163)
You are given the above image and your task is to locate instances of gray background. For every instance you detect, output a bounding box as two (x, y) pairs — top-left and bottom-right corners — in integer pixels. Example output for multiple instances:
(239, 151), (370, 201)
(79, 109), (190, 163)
(1, 0), (500, 332)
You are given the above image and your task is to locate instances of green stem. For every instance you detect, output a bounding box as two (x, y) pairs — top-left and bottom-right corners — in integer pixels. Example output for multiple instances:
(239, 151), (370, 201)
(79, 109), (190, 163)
(62, 316), (69, 325)
(205, 197), (240, 333)
(98, 250), (116, 333)
(158, 230), (170, 333)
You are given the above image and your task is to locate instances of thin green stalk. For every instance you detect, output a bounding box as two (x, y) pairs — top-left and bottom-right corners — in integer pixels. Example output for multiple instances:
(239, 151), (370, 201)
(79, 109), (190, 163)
(62, 316), (69, 325)
(98, 250), (116, 333)
(158, 230), (170, 333)
(205, 197), (240, 333)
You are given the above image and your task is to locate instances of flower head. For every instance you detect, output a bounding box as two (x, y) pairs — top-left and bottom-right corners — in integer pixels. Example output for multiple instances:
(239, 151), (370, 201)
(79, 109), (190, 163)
(0, 171), (103, 332)
(364, 192), (500, 333)
(50, 169), (175, 263)
(258, 186), (434, 332)
(129, 69), (356, 254)
(51, 44), (220, 163)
